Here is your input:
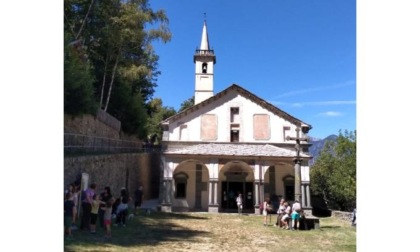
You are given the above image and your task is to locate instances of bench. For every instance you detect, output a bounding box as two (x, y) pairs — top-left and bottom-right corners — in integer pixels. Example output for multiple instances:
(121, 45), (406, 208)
(287, 216), (320, 230)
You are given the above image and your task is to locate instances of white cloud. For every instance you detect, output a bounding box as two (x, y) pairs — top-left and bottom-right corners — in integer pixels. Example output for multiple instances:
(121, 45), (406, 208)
(290, 100), (356, 107)
(269, 100), (356, 108)
(317, 111), (343, 117)
(274, 80), (355, 98)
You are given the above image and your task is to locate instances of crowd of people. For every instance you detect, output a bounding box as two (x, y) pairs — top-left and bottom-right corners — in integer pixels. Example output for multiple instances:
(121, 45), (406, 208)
(64, 182), (144, 240)
(263, 197), (304, 231)
(231, 191), (306, 231)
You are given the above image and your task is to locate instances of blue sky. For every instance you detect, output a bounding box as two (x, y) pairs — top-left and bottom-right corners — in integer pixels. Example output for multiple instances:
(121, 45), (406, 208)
(149, 0), (356, 139)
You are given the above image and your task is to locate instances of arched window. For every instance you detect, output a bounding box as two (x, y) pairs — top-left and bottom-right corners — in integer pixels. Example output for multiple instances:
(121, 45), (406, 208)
(202, 63), (208, 73)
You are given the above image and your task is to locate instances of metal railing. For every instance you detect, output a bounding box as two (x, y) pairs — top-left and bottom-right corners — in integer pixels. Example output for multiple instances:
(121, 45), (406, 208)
(64, 133), (159, 155)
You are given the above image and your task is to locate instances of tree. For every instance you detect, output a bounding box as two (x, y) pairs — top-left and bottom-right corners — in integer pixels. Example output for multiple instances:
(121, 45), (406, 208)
(84, 0), (171, 112)
(64, 0), (171, 139)
(146, 98), (176, 144)
(64, 32), (97, 115)
(310, 130), (356, 211)
(178, 96), (195, 112)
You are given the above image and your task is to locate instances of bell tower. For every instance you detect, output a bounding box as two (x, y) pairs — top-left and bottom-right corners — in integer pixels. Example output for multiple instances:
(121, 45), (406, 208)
(193, 20), (216, 105)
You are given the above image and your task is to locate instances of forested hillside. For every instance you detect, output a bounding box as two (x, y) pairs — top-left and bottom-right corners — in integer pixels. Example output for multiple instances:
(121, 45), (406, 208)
(64, 0), (175, 141)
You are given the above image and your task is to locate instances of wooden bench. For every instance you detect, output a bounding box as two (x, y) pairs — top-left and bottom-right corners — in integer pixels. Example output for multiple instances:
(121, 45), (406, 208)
(287, 216), (320, 230)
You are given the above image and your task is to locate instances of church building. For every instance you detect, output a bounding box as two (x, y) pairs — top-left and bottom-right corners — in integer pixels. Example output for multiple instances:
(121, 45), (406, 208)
(159, 21), (314, 215)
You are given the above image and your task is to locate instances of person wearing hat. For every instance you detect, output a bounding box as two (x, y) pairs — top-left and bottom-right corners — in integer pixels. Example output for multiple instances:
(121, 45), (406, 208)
(291, 199), (302, 230)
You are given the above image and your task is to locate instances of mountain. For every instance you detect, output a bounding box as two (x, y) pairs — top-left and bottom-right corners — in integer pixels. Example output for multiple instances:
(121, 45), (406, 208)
(308, 134), (338, 165)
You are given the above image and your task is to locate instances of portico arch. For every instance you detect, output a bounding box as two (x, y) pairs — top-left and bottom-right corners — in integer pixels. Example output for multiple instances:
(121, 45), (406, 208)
(219, 161), (254, 212)
(261, 162), (294, 210)
(172, 159), (209, 212)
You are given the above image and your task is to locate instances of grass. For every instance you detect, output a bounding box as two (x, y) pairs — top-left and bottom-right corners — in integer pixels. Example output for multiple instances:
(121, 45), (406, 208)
(64, 212), (356, 252)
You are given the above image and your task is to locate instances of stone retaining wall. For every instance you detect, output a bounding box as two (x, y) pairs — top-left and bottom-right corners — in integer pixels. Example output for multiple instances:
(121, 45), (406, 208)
(64, 114), (120, 139)
(331, 210), (352, 221)
(64, 152), (160, 202)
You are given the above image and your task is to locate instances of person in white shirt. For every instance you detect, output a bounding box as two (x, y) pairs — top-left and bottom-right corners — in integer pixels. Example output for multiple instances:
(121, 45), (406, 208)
(281, 202), (291, 229)
(276, 198), (286, 228)
(236, 193), (243, 215)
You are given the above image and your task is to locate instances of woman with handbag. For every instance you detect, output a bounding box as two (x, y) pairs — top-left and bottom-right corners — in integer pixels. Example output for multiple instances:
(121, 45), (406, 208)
(262, 198), (272, 226)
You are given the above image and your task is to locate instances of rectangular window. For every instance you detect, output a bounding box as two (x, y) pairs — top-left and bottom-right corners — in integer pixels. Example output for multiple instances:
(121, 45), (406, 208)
(230, 107), (239, 123)
(179, 124), (187, 141)
(231, 130), (239, 142)
(283, 126), (291, 142)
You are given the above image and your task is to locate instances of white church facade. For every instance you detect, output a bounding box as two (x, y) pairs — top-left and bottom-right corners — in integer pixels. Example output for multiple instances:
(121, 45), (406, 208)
(159, 21), (313, 215)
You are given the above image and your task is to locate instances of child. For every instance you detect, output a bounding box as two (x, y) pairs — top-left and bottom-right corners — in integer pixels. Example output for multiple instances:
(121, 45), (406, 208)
(64, 192), (76, 239)
(90, 194), (104, 233)
(102, 200), (113, 239)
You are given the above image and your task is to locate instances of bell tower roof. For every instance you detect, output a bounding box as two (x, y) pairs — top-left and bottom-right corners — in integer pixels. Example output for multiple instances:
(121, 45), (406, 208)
(200, 21), (210, 50)
(194, 20), (216, 63)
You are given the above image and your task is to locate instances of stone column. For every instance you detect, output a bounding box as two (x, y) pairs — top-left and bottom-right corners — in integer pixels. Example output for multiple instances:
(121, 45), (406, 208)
(168, 179), (173, 203)
(306, 183), (312, 208)
(213, 181), (219, 205)
(162, 180), (167, 204)
(294, 158), (302, 202)
(208, 179), (219, 213)
(254, 181), (260, 206)
(301, 184), (306, 207)
(254, 181), (260, 214)
(161, 178), (173, 212)
(208, 181), (213, 205)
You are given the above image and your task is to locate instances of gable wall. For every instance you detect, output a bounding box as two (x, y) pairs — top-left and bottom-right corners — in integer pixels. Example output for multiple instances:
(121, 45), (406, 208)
(167, 92), (300, 144)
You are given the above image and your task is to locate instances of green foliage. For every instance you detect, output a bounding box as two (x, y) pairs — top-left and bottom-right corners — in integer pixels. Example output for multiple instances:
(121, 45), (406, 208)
(64, 0), (172, 139)
(310, 130), (356, 211)
(146, 98), (176, 144)
(64, 33), (97, 115)
(107, 80), (148, 139)
(178, 96), (195, 112)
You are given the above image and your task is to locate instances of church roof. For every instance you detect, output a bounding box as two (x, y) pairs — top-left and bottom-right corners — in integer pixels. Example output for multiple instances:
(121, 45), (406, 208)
(164, 143), (310, 158)
(161, 84), (312, 130)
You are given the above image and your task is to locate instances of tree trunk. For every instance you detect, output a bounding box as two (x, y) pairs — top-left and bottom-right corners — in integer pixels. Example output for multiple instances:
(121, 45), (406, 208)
(99, 56), (109, 109)
(75, 0), (96, 40)
(104, 55), (120, 112)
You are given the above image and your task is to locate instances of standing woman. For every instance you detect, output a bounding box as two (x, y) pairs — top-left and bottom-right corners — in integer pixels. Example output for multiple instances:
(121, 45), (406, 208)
(276, 198), (286, 228)
(236, 193), (243, 215)
(99, 187), (113, 229)
(115, 188), (131, 226)
(81, 183), (96, 230)
(134, 186), (144, 215)
(263, 197), (271, 226)
(71, 184), (80, 230)
(281, 202), (291, 229)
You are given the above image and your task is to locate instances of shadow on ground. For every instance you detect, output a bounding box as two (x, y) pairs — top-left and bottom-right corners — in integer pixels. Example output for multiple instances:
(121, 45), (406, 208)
(64, 212), (210, 251)
(319, 225), (341, 229)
